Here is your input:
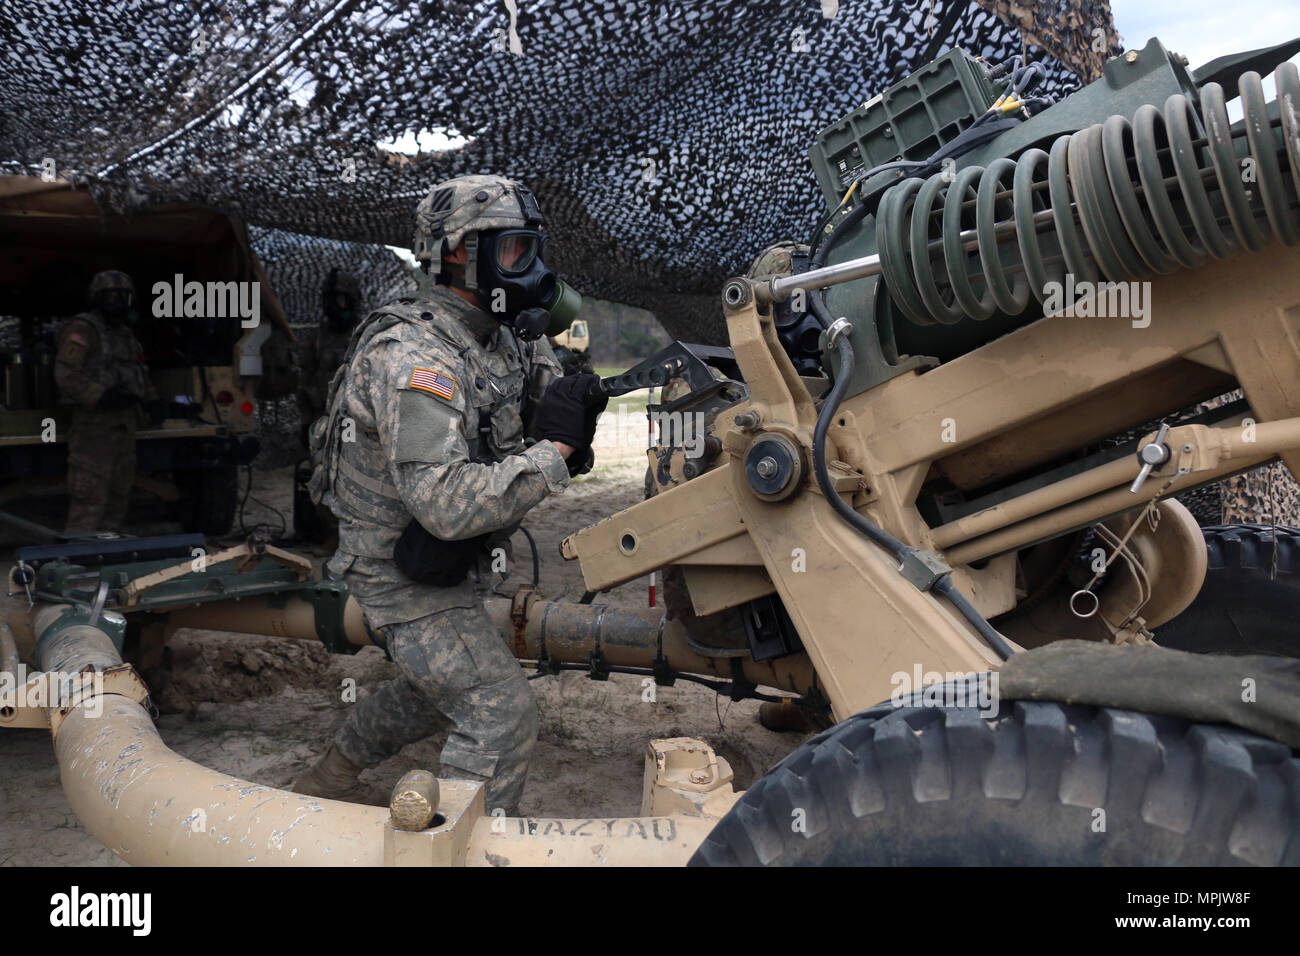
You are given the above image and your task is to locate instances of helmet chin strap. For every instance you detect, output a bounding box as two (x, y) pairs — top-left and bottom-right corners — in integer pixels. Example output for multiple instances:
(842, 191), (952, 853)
(462, 234), (479, 292)
(440, 260), (499, 322)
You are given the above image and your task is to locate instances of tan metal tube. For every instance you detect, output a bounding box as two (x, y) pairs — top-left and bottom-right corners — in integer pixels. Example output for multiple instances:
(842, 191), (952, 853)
(931, 453), (1138, 548)
(54, 696), (392, 865)
(0, 621), (19, 675)
(165, 591), (812, 697)
(946, 445), (1282, 565)
(483, 598), (817, 697)
(166, 592), (371, 647)
(34, 607), (728, 866)
(938, 418), (1300, 561)
(34, 607), (391, 865)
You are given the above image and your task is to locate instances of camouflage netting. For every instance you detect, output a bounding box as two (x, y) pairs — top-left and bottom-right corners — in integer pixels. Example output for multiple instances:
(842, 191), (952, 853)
(4, 2), (1296, 527)
(249, 226), (416, 328)
(0, 0), (1118, 342)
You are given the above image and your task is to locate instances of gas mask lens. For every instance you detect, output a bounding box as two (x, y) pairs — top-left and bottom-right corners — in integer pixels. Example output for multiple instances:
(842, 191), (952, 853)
(98, 289), (133, 311)
(491, 230), (542, 276)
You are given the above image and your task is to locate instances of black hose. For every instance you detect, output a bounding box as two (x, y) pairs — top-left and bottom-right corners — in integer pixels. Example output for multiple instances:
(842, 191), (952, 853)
(934, 575), (1017, 660)
(518, 525), (540, 587)
(812, 334), (1015, 660)
(811, 338), (910, 555)
(807, 195), (876, 331)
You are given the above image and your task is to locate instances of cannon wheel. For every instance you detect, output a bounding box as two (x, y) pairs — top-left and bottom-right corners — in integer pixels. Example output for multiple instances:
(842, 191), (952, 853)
(1155, 524), (1300, 658)
(690, 700), (1299, 866)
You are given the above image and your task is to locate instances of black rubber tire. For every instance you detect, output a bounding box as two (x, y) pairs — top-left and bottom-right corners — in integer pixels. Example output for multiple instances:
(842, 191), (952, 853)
(176, 464), (239, 536)
(1155, 524), (1300, 657)
(690, 700), (1300, 865)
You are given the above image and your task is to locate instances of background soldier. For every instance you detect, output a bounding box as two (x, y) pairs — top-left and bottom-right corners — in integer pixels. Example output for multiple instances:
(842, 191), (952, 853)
(54, 270), (161, 534)
(293, 175), (605, 814)
(293, 268), (363, 544)
(297, 267), (363, 441)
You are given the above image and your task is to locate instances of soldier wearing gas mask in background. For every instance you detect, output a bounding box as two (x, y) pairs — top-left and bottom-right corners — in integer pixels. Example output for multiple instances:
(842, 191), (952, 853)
(294, 175), (603, 813)
(293, 268), (364, 545)
(297, 267), (363, 444)
(54, 270), (163, 534)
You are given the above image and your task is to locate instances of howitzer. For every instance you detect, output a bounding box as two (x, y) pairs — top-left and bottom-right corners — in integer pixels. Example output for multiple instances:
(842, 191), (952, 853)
(9, 38), (1300, 866)
(565, 36), (1300, 718)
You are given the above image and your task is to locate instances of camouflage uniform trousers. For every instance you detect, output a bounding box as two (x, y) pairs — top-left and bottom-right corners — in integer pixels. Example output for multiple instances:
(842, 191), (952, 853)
(65, 411), (137, 533)
(335, 602), (539, 814)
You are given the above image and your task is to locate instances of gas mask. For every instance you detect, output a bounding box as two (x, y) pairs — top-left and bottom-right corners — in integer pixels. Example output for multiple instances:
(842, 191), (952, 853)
(473, 228), (557, 340)
(325, 293), (357, 332)
(96, 289), (133, 326)
(322, 268), (362, 333)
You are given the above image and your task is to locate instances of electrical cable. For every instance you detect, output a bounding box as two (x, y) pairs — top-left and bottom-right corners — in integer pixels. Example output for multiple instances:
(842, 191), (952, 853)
(811, 333), (1017, 660)
(518, 525), (540, 587)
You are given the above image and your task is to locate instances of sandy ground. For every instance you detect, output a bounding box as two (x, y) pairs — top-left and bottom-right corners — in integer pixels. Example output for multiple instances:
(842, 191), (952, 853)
(0, 401), (807, 866)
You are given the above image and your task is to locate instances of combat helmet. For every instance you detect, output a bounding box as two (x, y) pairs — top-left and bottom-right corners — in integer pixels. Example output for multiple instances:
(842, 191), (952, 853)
(321, 268), (361, 307)
(86, 269), (136, 324)
(86, 269), (136, 303)
(412, 174), (546, 291)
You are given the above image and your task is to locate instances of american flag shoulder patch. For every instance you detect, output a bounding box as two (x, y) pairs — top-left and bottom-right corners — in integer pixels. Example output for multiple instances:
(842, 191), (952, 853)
(408, 366), (457, 401)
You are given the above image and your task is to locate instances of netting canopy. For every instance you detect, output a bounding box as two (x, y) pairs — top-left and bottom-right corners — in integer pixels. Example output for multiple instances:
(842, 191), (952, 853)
(1, 0), (1116, 340)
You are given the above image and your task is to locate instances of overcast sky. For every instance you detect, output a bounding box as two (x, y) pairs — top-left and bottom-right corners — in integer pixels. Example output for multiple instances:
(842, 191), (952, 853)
(1110, 0), (1299, 71)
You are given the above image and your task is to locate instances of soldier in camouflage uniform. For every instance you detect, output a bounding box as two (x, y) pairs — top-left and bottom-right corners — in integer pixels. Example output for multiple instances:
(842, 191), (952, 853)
(294, 269), (364, 543)
(293, 175), (605, 813)
(297, 268), (363, 436)
(54, 270), (161, 533)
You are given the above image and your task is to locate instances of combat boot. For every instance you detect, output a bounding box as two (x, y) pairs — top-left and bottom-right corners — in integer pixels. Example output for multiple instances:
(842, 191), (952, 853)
(758, 698), (814, 734)
(292, 745), (375, 804)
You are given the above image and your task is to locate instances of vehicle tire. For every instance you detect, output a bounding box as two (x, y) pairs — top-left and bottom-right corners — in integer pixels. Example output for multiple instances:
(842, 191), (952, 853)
(1155, 524), (1300, 657)
(177, 464), (239, 535)
(690, 700), (1299, 865)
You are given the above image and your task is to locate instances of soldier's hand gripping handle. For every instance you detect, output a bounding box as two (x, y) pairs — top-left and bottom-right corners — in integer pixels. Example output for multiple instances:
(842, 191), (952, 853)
(535, 371), (607, 460)
(578, 372), (609, 447)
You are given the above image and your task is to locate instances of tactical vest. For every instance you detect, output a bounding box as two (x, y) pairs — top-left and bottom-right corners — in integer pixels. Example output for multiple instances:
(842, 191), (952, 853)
(309, 297), (539, 559)
(60, 311), (151, 402)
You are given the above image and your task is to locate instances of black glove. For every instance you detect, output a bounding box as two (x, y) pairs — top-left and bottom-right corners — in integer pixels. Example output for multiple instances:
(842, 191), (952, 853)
(534, 373), (604, 450)
(567, 445), (595, 478)
(94, 384), (140, 412)
(581, 377), (609, 447)
(144, 399), (168, 426)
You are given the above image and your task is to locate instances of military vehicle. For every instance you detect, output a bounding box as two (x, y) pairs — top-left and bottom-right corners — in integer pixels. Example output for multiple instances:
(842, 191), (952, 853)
(548, 315), (591, 375)
(4, 37), (1300, 866)
(0, 176), (296, 535)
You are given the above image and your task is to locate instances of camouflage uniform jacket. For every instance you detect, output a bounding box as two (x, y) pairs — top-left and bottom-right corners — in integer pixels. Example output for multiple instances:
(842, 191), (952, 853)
(296, 321), (354, 425)
(54, 310), (155, 421)
(317, 285), (568, 627)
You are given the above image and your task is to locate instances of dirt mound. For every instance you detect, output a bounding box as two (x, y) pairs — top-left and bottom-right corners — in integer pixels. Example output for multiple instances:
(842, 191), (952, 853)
(144, 630), (377, 715)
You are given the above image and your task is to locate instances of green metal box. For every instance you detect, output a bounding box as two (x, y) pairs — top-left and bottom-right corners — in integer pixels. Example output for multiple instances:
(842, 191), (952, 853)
(808, 48), (998, 208)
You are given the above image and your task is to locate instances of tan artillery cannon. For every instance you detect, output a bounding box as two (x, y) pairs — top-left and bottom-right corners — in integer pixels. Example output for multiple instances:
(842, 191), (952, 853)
(6, 38), (1300, 865)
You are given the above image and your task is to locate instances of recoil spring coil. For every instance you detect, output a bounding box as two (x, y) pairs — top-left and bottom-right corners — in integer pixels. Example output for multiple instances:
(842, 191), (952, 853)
(878, 64), (1300, 326)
